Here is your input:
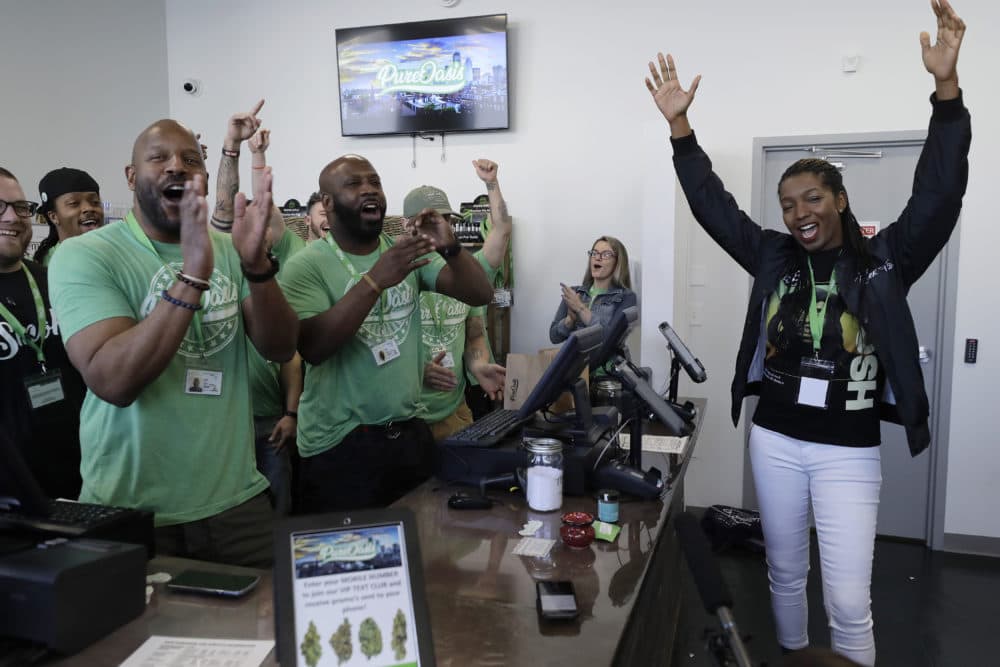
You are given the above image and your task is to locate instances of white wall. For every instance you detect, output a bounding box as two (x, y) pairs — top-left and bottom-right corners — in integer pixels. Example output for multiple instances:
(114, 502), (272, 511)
(0, 0), (169, 206)
(6, 0), (998, 540)
(125, 0), (1000, 540)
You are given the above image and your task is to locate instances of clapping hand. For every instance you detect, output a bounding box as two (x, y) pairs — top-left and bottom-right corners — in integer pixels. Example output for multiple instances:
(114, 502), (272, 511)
(232, 167), (273, 273)
(406, 208), (457, 252)
(560, 283), (586, 319)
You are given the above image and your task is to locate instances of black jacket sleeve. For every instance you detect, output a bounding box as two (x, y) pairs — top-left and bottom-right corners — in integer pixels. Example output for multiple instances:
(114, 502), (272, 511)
(882, 91), (971, 288)
(671, 132), (767, 277)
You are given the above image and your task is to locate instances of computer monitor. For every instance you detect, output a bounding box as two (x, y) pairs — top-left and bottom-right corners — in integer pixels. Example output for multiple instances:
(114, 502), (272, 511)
(591, 306), (639, 372)
(516, 323), (604, 419)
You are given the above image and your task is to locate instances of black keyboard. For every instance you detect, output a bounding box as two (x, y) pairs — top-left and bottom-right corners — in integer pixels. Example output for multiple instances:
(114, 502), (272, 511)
(443, 408), (529, 448)
(0, 500), (133, 537)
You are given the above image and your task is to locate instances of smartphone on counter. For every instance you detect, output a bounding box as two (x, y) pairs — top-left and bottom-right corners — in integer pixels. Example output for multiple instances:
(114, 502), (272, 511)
(166, 569), (260, 598)
(536, 580), (579, 620)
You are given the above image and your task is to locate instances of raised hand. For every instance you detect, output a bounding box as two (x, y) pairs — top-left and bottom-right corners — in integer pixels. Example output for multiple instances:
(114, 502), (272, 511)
(179, 174), (213, 280)
(407, 208), (457, 251)
(424, 350), (458, 391)
(473, 159), (498, 184)
(645, 53), (701, 125)
(921, 0), (965, 91)
(249, 128), (270, 155)
(225, 99), (265, 147)
(368, 234), (435, 289)
(232, 167), (273, 273)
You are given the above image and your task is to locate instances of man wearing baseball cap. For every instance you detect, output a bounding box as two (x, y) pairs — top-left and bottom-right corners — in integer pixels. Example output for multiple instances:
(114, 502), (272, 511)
(34, 167), (105, 267)
(407, 159), (512, 440)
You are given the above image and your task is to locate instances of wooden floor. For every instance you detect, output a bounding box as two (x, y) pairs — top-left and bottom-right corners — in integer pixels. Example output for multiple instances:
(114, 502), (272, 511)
(672, 537), (1000, 666)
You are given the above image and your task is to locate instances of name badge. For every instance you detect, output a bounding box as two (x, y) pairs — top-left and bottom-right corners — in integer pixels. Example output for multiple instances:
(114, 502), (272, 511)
(25, 370), (65, 409)
(185, 368), (223, 396)
(796, 356), (835, 409)
(371, 339), (401, 366)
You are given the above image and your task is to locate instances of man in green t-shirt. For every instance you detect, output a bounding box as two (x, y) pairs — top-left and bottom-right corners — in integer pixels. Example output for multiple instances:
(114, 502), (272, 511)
(48, 117), (299, 567)
(280, 155), (494, 513)
(406, 159), (512, 440)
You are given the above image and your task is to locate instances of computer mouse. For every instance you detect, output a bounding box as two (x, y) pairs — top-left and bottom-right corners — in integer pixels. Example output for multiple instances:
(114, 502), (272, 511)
(447, 493), (494, 510)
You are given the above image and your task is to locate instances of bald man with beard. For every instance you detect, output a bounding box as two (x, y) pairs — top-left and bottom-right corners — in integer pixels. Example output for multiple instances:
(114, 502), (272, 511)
(279, 154), (494, 513)
(48, 119), (298, 567)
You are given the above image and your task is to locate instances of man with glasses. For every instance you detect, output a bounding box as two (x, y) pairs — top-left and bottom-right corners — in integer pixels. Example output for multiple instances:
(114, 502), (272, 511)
(405, 161), (512, 441)
(0, 168), (86, 499)
(279, 155), (494, 513)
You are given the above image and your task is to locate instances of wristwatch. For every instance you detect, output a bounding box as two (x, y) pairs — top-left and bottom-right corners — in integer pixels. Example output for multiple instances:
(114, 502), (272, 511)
(438, 240), (463, 259)
(242, 252), (280, 282)
(284, 410), (298, 419)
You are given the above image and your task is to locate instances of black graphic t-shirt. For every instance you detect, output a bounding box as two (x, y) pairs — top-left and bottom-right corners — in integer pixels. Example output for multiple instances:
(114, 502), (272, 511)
(752, 249), (883, 447)
(0, 260), (85, 498)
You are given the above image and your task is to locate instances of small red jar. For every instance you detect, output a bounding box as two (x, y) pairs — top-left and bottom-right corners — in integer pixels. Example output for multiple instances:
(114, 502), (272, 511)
(560, 511), (596, 548)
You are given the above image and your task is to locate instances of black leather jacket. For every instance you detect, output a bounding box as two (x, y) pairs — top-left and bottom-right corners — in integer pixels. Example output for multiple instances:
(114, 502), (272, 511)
(671, 92), (971, 456)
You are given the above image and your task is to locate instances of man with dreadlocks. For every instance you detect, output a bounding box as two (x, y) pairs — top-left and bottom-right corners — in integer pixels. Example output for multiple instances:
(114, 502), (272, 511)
(644, 1), (969, 665)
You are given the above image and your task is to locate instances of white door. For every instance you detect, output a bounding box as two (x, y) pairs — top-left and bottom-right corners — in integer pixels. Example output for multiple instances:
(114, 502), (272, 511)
(742, 132), (953, 542)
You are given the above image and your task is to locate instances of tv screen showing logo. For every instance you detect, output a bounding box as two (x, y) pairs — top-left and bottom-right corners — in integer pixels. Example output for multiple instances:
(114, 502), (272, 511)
(336, 14), (509, 137)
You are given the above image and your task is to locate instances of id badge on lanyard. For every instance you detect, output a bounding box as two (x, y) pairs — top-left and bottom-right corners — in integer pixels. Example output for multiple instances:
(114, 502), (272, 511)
(25, 370), (65, 409)
(185, 355), (223, 396)
(0, 265), (63, 408)
(371, 339), (401, 366)
(797, 256), (839, 410)
(797, 356), (834, 409)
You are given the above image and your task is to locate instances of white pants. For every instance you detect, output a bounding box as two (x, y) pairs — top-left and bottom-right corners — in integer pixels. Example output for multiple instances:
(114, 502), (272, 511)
(749, 425), (881, 667)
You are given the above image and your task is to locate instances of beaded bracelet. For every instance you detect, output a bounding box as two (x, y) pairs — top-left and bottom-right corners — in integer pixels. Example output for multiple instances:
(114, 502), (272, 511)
(161, 290), (203, 311)
(176, 272), (210, 291)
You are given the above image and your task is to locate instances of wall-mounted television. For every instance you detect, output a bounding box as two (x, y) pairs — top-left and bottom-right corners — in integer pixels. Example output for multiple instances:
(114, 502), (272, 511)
(335, 13), (509, 137)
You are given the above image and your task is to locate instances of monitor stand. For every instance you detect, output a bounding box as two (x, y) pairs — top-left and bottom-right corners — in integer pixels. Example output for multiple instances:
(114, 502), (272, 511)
(521, 378), (617, 447)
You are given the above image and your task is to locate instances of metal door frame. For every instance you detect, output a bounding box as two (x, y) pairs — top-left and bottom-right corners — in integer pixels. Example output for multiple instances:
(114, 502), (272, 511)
(743, 130), (959, 550)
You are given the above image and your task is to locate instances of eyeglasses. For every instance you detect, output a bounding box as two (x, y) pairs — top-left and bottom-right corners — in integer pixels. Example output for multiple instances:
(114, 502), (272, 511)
(0, 199), (40, 218)
(587, 250), (617, 260)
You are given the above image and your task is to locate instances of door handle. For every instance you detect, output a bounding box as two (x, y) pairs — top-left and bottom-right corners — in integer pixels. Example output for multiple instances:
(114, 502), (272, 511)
(918, 346), (932, 364)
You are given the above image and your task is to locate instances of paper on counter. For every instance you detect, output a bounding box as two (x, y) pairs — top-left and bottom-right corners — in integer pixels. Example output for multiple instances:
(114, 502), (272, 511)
(618, 433), (689, 455)
(120, 636), (274, 667)
(512, 537), (556, 558)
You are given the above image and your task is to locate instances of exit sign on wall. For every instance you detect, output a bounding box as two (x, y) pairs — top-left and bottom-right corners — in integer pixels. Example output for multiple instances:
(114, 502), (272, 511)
(859, 221), (880, 238)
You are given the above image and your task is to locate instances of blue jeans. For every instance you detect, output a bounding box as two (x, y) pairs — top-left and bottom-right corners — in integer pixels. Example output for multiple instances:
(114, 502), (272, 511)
(254, 416), (292, 516)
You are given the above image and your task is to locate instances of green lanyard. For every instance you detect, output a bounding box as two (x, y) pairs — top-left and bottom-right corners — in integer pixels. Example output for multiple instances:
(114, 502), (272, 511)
(125, 211), (207, 354)
(806, 257), (838, 354)
(0, 265), (48, 370)
(326, 233), (389, 323)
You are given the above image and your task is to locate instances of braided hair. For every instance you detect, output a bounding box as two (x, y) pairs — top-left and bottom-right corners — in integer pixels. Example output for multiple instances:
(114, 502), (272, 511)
(32, 215), (60, 265)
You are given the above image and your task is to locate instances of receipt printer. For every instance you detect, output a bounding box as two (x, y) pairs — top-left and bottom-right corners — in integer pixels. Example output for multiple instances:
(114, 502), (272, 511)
(0, 538), (146, 653)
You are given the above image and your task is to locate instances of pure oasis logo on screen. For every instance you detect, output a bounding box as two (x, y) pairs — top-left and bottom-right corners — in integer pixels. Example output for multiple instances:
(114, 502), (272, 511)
(318, 535), (378, 564)
(375, 60), (466, 96)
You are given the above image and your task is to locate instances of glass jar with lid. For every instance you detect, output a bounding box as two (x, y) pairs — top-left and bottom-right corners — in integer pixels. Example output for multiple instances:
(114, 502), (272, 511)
(524, 437), (563, 512)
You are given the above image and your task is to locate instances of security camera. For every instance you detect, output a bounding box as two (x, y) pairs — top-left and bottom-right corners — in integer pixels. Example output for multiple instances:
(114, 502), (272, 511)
(182, 79), (201, 95)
